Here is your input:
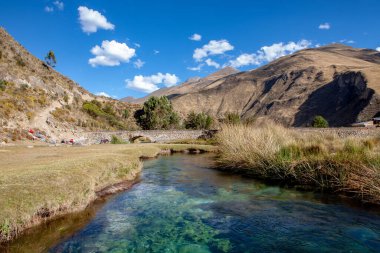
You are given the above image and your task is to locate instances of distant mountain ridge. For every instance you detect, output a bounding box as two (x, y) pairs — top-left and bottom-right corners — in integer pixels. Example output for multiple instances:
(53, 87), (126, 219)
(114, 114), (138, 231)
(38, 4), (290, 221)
(121, 67), (239, 104)
(124, 44), (380, 126)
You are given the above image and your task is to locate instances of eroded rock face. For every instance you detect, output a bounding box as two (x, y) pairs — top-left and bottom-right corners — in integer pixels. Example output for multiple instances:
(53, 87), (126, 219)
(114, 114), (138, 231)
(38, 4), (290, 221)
(294, 72), (377, 126)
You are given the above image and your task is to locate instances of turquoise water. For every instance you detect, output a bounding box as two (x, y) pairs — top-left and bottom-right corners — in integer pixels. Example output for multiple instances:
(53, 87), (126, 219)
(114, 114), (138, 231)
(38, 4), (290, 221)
(50, 154), (380, 253)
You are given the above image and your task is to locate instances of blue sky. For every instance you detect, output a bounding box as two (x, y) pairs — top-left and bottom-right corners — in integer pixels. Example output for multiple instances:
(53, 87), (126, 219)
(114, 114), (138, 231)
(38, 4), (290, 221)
(1, 0), (379, 98)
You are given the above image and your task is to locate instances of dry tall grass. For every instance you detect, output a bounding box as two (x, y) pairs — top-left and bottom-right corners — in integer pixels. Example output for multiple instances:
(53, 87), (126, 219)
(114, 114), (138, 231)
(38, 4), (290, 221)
(217, 122), (380, 204)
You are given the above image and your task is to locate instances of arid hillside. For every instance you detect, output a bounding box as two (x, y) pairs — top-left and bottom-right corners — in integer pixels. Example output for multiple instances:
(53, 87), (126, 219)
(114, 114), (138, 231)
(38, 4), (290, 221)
(131, 44), (380, 127)
(0, 28), (139, 142)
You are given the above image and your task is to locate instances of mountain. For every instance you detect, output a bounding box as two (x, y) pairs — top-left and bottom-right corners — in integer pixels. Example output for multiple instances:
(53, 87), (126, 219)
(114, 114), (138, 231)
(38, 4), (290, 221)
(164, 44), (380, 126)
(121, 67), (239, 104)
(0, 28), (139, 142)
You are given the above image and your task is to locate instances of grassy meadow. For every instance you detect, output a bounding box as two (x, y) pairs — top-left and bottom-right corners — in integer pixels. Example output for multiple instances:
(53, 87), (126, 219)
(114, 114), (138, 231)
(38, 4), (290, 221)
(216, 123), (380, 205)
(0, 143), (216, 243)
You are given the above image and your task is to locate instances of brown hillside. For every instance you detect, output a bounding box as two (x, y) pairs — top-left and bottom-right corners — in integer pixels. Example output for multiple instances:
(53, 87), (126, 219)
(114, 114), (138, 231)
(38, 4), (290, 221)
(121, 67), (239, 104)
(0, 28), (139, 142)
(169, 44), (380, 126)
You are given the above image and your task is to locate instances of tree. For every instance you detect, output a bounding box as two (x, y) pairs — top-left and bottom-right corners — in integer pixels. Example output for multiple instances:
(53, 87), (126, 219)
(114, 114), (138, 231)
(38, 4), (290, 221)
(135, 96), (180, 130)
(45, 50), (57, 67)
(185, 112), (214, 130)
(312, 115), (329, 128)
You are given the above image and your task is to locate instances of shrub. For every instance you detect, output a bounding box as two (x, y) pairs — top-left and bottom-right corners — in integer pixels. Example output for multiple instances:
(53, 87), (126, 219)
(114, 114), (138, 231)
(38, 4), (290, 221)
(103, 104), (115, 116)
(185, 112), (214, 129)
(111, 135), (127, 144)
(224, 112), (241, 125)
(312, 115), (329, 128)
(0, 80), (8, 91)
(63, 92), (69, 103)
(20, 83), (29, 91)
(123, 109), (130, 119)
(26, 111), (35, 120)
(82, 102), (104, 118)
(15, 55), (26, 67)
(136, 96), (180, 130)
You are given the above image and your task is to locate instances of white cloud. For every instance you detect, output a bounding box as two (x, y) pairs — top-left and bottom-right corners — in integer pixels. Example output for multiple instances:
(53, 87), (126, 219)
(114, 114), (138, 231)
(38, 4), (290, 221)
(229, 54), (260, 68)
(95, 92), (111, 98)
(187, 64), (204, 71)
(133, 59), (145, 69)
(339, 39), (355, 44)
(318, 23), (330, 30)
(229, 40), (312, 68)
(189, 33), (202, 41)
(205, 58), (220, 69)
(134, 43), (141, 48)
(53, 1), (64, 10)
(126, 73), (180, 93)
(154, 50), (160, 55)
(44, 6), (54, 12)
(78, 6), (115, 34)
(89, 40), (136, 67)
(376, 47), (380, 52)
(193, 40), (234, 61)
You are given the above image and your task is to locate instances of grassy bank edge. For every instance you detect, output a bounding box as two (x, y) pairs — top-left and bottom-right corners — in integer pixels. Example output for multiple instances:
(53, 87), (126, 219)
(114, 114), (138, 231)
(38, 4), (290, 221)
(216, 124), (380, 205)
(0, 144), (217, 244)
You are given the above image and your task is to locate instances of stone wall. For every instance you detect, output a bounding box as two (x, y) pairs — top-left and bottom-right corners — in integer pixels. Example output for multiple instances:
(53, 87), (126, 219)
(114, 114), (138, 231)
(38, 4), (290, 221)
(296, 127), (380, 138)
(83, 130), (206, 144)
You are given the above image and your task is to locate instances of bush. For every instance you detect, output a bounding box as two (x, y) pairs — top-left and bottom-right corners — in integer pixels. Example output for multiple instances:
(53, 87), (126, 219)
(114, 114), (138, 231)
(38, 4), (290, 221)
(312, 115), (329, 128)
(0, 80), (8, 91)
(185, 112), (213, 130)
(15, 55), (26, 67)
(136, 96), (180, 130)
(82, 102), (104, 118)
(63, 92), (69, 103)
(224, 112), (241, 125)
(111, 135), (127, 144)
(123, 109), (130, 119)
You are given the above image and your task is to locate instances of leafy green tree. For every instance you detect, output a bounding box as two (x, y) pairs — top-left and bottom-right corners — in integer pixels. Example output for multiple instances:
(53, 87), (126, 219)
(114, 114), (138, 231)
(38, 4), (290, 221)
(224, 112), (241, 124)
(185, 112), (214, 129)
(45, 50), (57, 67)
(312, 115), (329, 128)
(136, 96), (180, 129)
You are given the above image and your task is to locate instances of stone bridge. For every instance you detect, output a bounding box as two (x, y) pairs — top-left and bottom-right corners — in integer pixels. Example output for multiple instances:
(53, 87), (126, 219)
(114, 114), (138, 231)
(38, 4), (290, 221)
(83, 130), (209, 144)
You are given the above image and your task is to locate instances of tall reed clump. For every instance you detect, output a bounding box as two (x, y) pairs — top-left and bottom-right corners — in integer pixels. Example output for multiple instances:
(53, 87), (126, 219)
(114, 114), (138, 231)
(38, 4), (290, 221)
(216, 122), (380, 204)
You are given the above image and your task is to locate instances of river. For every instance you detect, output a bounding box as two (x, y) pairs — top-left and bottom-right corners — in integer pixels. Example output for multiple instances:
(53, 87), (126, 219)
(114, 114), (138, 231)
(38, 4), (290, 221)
(6, 154), (380, 252)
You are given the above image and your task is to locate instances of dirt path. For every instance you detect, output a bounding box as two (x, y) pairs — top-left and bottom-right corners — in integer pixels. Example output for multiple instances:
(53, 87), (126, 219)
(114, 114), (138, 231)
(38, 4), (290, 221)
(30, 100), (62, 139)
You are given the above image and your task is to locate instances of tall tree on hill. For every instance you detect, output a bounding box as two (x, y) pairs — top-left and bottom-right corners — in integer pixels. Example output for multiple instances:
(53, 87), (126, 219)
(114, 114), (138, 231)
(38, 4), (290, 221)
(45, 50), (57, 67)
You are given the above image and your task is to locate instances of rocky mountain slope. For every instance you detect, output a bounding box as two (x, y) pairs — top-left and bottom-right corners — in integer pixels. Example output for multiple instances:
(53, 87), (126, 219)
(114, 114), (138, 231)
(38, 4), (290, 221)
(135, 44), (380, 127)
(0, 28), (139, 143)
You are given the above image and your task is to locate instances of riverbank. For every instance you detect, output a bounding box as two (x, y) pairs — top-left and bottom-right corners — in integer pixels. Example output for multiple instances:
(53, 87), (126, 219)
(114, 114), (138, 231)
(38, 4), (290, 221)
(216, 123), (380, 205)
(0, 143), (216, 243)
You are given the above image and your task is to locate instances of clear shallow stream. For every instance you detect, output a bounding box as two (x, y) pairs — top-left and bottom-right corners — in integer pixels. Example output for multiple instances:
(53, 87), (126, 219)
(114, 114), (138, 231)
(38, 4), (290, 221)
(23, 154), (380, 252)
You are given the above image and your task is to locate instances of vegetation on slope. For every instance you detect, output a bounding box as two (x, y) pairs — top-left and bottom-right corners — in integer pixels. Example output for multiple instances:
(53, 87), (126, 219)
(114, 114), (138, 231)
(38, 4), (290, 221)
(216, 122), (380, 204)
(184, 111), (214, 130)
